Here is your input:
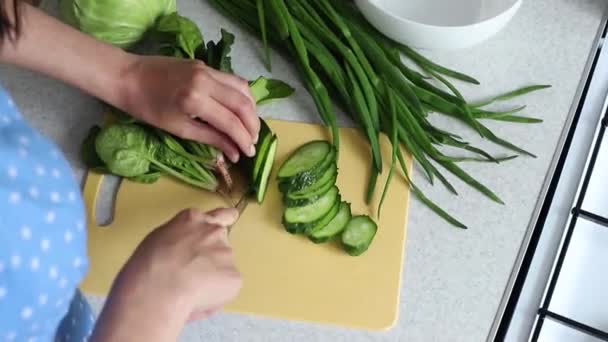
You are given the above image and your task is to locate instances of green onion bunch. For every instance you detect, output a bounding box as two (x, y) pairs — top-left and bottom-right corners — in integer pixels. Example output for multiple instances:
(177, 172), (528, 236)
(209, 0), (550, 228)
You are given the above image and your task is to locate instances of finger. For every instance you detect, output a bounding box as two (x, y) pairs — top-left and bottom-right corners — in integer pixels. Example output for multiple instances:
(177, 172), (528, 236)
(187, 97), (255, 158)
(175, 208), (207, 224)
(174, 119), (240, 163)
(205, 68), (256, 107)
(204, 207), (239, 227)
(208, 80), (260, 143)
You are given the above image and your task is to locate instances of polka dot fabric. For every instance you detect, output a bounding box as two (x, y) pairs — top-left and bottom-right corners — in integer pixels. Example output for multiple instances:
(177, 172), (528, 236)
(0, 86), (95, 341)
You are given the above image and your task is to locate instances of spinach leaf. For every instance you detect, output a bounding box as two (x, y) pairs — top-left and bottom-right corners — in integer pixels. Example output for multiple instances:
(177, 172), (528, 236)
(154, 129), (218, 169)
(249, 76), (295, 105)
(95, 123), (156, 177)
(95, 123), (218, 191)
(129, 172), (162, 184)
(201, 29), (235, 73)
(153, 13), (204, 59)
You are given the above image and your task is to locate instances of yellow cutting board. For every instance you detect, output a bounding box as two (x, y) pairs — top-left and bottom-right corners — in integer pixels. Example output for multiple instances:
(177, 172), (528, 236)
(80, 119), (411, 331)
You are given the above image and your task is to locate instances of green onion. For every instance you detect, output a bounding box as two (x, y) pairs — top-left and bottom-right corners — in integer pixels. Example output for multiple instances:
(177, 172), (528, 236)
(212, 0), (550, 229)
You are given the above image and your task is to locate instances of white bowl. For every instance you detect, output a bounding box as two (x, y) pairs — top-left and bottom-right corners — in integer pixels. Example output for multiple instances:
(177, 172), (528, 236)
(354, 0), (522, 50)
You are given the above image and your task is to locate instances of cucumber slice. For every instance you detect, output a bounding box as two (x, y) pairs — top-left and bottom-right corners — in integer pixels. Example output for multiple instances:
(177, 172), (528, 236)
(283, 163), (337, 207)
(255, 136), (278, 203)
(341, 216), (378, 256)
(304, 198), (341, 235)
(278, 148), (336, 193)
(309, 202), (352, 244)
(284, 196), (341, 234)
(283, 186), (339, 232)
(278, 140), (330, 179)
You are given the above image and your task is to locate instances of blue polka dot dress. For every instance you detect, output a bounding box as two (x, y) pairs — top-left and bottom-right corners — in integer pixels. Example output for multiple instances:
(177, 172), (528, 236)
(0, 85), (95, 341)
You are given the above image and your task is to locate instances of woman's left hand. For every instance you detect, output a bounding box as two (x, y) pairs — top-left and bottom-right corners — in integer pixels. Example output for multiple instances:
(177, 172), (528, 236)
(117, 54), (260, 163)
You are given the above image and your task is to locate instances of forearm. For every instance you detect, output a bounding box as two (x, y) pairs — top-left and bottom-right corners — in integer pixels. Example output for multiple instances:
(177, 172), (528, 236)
(89, 267), (188, 342)
(0, 2), (135, 108)
(90, 295), (184, 342)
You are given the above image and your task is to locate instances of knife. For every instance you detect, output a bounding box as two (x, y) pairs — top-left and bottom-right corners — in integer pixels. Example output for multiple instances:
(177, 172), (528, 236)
(227, 192), (251, 235)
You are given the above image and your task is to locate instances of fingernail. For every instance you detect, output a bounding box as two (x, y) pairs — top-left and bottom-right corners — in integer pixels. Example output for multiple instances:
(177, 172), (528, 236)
(254, 133), (259, 144)
(248, 145), (256, 157)
(230, 153), (239, 163)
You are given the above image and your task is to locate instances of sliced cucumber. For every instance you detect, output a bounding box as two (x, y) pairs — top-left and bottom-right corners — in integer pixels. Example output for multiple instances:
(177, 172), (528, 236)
(283, 186), (339, 223)
(284, 196), (341, 234)
(252, 121), (274, 183)
(304, 199), (341, 235)
(278, 148), (336, 193)
(283, 163), (337, 207)
(309, 202), (352, 244)
(341, 215), (378, 256)
(238, 118), (277, 203)
(278, 140), (330, 179)
(283, 186), (340, 233)
(255, 136), (278, 203)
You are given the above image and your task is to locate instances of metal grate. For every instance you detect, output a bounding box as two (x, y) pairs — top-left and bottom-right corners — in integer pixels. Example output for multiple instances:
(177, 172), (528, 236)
(490, 12), (608, 341)
(530, 112), (608, 341)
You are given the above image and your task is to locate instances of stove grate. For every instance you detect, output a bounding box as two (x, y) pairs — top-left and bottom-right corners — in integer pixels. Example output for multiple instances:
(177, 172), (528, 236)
(530, 113), (608, 341)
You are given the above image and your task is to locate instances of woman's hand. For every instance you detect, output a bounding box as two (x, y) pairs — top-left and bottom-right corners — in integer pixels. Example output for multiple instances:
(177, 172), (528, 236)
(120, 55), (260, 163)
(90, 207), (243, 342)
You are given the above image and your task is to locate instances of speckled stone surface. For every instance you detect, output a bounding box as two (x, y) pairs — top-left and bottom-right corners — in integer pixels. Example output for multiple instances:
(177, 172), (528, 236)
(0, 0), (605, 341)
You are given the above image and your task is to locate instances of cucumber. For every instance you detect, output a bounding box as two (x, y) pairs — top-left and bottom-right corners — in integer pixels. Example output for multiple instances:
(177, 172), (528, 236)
(278, 140), (331, 179)
(304, 199), (342, 234)
(278, 148), (336, 192)
(283, 186), (339, 223)
(284, 196), (341, 234)
(309, 202), (351, 244)
(277, 141), (380, 255)
(283, 186), (340, 233)
(238, 119), (277, 203)
(283, 163), (337, 207)
(341, 216), (377, 256)
(252, 121), (274, 183)
(255, 136), (278, 203)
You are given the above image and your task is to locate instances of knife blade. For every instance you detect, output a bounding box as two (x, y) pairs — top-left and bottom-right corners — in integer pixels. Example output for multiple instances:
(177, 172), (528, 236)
(227, 192), (250, 235)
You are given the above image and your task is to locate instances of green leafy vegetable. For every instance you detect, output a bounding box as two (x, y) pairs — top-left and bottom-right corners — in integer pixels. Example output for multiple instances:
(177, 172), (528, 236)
(59, 0), (176, 48)
(94, 123), (156, 177)
(257, 0), (271, 70)
(95, 123), (219, 191)
(129, 172), (162, 184)
(202, 29), (235, 73)
(78, 18), (295, 202)
(249, 76), (295, 105)
(153, 13), (204, 59)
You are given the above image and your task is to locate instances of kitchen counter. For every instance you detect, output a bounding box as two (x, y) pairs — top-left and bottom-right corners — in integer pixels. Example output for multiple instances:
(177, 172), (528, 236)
(1, 0), (606, 341)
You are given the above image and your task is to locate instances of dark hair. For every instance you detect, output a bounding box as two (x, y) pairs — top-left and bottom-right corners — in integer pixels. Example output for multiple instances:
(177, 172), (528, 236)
(0, 0), (21, 45)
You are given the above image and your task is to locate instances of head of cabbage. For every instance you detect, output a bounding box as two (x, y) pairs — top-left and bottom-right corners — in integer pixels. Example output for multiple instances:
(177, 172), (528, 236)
(60, 0), (177, 49)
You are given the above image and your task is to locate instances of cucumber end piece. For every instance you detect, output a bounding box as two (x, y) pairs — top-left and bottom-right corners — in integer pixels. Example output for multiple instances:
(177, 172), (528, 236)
(341, 215), (378, 256)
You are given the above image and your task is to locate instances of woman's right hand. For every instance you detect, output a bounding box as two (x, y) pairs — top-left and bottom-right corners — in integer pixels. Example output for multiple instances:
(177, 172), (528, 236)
(119, 55), (260, 164)
(90, 208), (242, 342)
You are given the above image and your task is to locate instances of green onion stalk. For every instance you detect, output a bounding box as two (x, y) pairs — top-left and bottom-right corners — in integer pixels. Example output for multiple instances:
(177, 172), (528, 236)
(207, 0), (551, 228)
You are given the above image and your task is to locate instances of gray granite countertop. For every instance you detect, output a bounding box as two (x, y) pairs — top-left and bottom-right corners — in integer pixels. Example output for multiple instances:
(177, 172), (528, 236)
(1, 0), (606, 341)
